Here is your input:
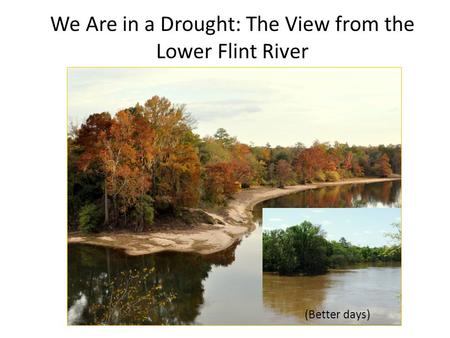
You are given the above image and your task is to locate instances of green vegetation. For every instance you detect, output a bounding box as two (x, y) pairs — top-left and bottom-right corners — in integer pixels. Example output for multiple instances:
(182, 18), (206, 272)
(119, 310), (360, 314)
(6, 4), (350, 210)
(68, 95), (401, 233)
(263, 221), (401, 275)
(78, 203), (103, 234)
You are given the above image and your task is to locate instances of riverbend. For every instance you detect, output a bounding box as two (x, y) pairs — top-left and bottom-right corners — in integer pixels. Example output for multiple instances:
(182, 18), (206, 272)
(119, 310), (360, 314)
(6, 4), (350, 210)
(68, 177), (400, 256)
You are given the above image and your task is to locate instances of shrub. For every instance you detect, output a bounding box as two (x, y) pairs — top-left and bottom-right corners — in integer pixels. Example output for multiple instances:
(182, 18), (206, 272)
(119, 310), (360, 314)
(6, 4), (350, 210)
(313, 171), (326, 182)
(325, 170), (340, 182)
(338, 169), (353, 179)
(142, 201), (154, 225)
(328, 254), (347, 268)
(241, 182), (250, 189)
(79, 203), (102, 233)
(132, 195), (155, 231)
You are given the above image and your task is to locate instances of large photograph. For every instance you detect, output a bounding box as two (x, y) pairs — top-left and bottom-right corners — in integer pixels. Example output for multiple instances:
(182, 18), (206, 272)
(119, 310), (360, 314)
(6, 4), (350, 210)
(67, 67), (401, 325)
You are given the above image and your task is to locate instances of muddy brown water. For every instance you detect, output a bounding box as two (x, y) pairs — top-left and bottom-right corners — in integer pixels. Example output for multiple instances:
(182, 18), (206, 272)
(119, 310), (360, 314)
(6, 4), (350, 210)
(263, 264), (400, 324)
(68, 181), (401, 325)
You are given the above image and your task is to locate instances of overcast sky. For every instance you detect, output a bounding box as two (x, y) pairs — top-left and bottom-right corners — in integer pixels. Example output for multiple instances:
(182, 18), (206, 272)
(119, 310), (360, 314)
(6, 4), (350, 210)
(263, 208), (401, 247)
(68, 68), (401, 147)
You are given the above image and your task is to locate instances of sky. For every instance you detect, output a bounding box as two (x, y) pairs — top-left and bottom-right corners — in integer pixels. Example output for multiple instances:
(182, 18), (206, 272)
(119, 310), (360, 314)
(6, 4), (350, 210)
(68, 68), (401, 147)
(263, 208), (401, 247)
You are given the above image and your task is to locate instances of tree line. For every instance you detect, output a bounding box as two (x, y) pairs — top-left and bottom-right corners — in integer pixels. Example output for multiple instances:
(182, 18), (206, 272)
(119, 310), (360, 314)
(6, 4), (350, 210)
(68, 95), (401, 233)
(263, 221), (401, 275)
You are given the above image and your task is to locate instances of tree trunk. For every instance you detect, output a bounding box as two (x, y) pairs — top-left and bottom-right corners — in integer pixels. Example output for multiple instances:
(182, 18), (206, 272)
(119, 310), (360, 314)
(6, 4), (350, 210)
(113, 196), (117, 227)
(104, 179), (109, 225)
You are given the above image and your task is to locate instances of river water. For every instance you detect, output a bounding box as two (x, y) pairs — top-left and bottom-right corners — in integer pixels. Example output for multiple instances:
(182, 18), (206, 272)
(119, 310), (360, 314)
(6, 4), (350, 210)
(68, 181), (401, 325)
(263, 264), (400, 324)
(255, 180), (401, 212)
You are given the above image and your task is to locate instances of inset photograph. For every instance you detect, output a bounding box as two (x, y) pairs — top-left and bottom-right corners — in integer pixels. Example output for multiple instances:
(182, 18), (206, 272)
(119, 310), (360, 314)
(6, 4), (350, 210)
(262, 208), (401, 324)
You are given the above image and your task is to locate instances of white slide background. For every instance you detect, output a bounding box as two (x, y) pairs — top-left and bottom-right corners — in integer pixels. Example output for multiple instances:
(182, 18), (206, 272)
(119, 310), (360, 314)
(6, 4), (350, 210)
(1, 0), (449, 337)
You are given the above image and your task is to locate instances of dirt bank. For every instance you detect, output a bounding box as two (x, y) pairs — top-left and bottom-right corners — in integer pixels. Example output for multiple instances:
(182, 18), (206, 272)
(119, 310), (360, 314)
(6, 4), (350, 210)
(68, 177), (400, 256)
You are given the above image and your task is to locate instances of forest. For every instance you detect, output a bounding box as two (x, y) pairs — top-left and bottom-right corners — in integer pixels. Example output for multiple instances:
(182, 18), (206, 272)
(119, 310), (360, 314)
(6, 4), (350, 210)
(68, 95), (401, 233)
(263, 221), (401, 275)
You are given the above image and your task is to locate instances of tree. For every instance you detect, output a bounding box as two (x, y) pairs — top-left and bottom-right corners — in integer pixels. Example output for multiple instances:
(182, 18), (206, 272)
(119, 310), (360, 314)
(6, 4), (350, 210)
(263, 221), (329, 275)
(76, 109), (155, 230)
(263, 229), (284, 272)
(69, 95), (402, 233)
(156, 144), (201, 211)
(275, 159), (293, 188)
(198, 137), (231, 164)
(385, 222), (401, 243)
(141, 96), (201, 211)
(339, 237), (351, 248)
(99, 110), (153, 224)
(286, 221), (328, 274)
(385, 222), (401, 260)
(295, 142), (328, 183)
(214, 128), (235, 147)
(374, 153), (393, 177)
(76, 112), (113, 225)
(230, 143), (254, 186)
(203, 162), (237, 204)
(383, 221), (401, 261)
(352, 158), (364, 177)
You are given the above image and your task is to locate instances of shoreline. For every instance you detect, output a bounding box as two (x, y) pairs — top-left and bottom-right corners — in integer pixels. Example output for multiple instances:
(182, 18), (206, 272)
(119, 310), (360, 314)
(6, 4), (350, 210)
(68, 177), (400, 256)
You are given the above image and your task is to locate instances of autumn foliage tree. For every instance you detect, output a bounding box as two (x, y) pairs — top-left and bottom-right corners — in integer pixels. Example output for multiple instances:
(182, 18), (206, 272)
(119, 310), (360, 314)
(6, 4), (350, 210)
(200, 133), (256, 202)
(156, 144), (201, 211)
(203, 162), (238, 204)
(75, 109), (154, 231)
(76, 112), (113, 225)
(68, 97), (401, 233)
(275, 159), (293, 188)
(374, 153), (393, 177)
(139, 96), (201, 212)
(230, 143), (254, 186)
(71, 96), (202, 231)
(294, 143), (328, 183)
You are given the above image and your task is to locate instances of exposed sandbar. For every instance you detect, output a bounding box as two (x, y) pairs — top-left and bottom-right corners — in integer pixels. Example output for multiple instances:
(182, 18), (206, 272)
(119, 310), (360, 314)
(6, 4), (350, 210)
(68, 177), (400, 255)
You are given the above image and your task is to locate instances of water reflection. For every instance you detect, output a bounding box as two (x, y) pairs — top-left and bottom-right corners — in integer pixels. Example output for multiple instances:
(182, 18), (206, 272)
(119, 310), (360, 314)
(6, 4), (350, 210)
(195, 228), (263, 324)
(68, 243), (238, 325)
(263, 265), (401, 324)
(68, 181), (401, 325)
(263, 273), (331, 319)
(254, 181), (401, 220)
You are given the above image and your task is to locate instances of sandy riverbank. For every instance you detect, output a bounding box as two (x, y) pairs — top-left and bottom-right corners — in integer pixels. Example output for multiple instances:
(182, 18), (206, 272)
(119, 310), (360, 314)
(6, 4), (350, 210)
(68, 177), (400, 256)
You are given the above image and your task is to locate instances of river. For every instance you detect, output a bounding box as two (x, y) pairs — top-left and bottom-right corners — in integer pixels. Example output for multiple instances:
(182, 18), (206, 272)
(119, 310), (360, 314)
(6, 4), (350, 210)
(68, 180), (401, 325)
(263, 264), (400, 324)
(254, 180), (401, 213)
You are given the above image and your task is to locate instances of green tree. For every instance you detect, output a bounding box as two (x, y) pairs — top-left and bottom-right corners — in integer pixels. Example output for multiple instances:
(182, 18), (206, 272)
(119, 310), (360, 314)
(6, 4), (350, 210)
(213, 128), (236, 148)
